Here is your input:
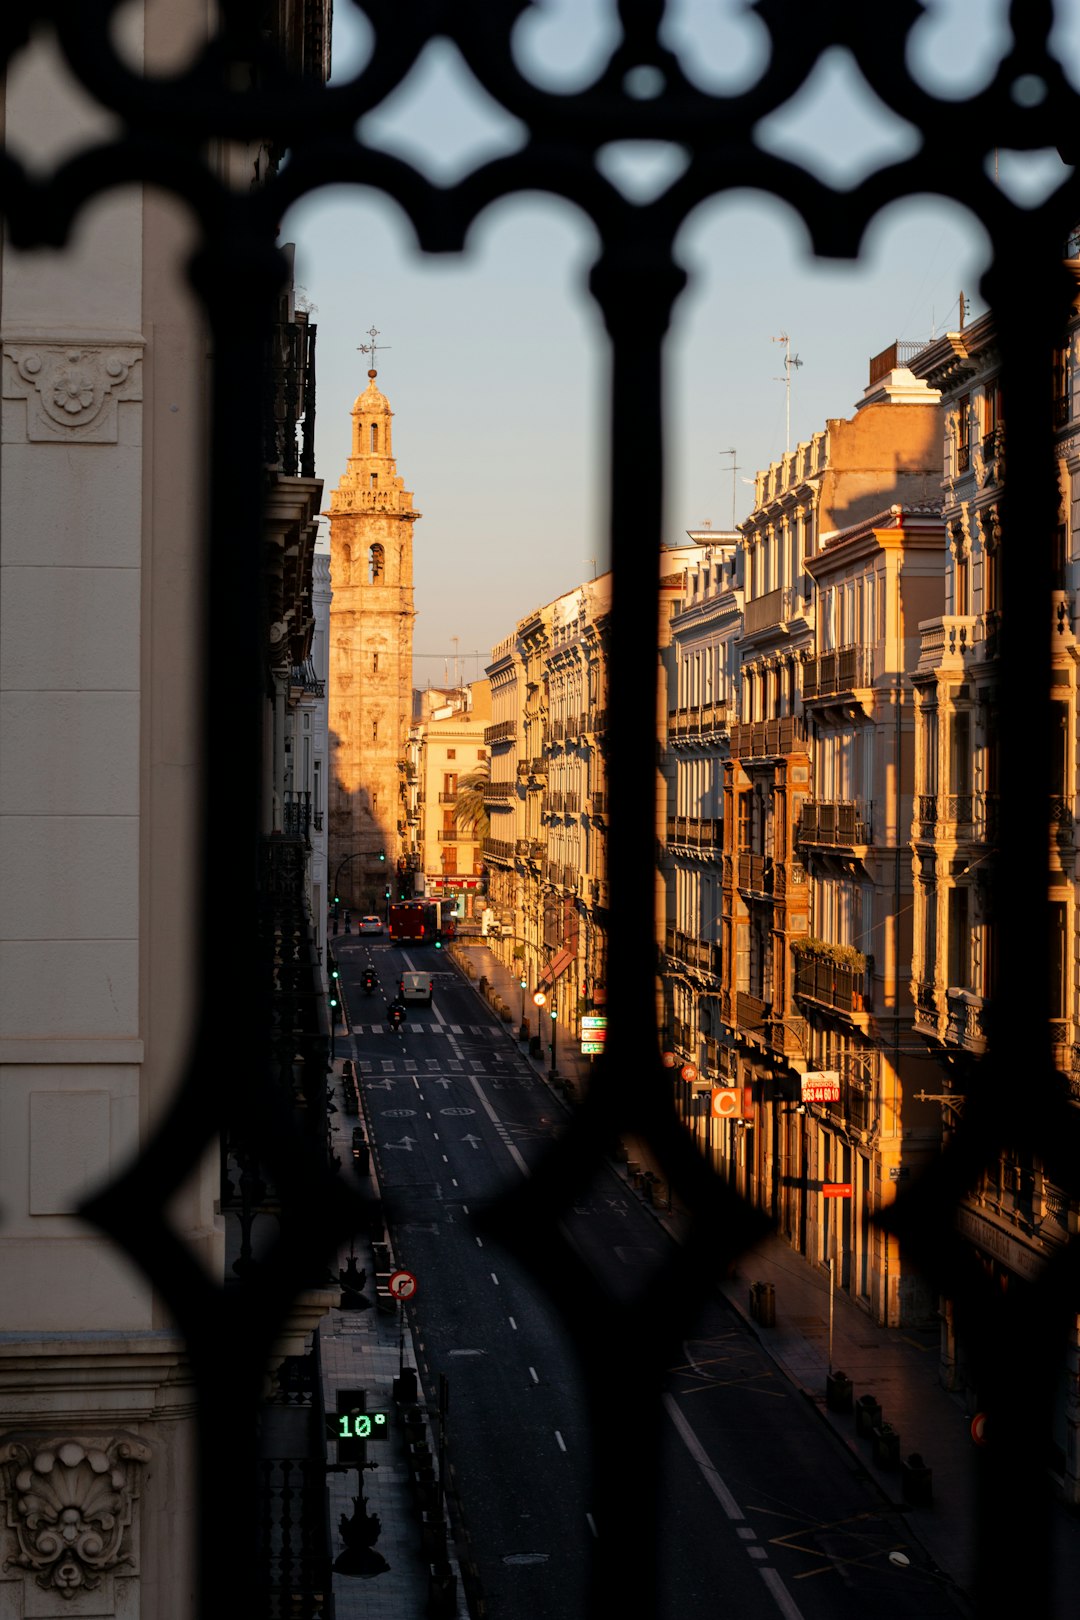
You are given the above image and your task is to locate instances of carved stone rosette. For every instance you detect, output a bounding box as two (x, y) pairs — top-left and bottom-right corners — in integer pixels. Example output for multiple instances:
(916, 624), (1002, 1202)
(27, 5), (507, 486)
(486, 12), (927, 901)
(2, 341), (143, 442)
(0, 1433), (150, 1599)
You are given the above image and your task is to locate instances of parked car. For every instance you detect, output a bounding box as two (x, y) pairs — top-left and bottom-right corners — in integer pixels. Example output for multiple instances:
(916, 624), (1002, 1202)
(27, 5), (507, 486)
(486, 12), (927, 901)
(357, 915), (383, 935)
(399, 971), (433, 1007)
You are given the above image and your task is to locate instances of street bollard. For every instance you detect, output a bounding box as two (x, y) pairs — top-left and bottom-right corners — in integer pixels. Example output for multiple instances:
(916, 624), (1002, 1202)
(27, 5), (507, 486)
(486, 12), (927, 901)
(856, 1393), (882, 1438)
(872, 1421), (900, 1470)
(826, 1370), (854, 1413)
(901, 1452), (933, 1506)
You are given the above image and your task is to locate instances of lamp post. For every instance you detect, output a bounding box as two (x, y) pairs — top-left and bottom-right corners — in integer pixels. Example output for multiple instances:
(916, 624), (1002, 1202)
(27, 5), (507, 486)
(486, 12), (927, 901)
(548, 999), (559, 1082)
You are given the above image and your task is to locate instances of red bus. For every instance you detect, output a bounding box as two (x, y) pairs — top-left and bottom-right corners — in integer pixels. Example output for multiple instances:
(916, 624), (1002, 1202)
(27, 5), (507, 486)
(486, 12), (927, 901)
(389, 899), (441, 944)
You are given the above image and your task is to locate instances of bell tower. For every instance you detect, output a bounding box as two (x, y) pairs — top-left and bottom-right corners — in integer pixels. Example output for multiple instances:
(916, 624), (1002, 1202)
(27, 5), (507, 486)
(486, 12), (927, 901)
(327, 366), (419, 912)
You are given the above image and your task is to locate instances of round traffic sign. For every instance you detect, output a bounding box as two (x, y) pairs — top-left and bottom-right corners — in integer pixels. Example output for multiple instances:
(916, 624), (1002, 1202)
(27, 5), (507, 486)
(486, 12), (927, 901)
(680, 1063), (697, 1083)
(971, 1412), (989, 1446)
(388, 1269), (418, 1300)
(533, 990), (547, 1007)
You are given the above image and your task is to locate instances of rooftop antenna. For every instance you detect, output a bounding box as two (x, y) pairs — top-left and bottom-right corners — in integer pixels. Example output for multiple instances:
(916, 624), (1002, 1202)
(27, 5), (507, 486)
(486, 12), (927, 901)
(720, 448), (740, 529)
(772, 333), (802, 453)
(358, 324), (391, 374)
(452, 635), (459, 692)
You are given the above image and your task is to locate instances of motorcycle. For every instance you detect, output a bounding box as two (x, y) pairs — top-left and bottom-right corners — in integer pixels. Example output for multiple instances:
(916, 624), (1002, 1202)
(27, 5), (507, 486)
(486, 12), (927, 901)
(362, 972), (378, 997)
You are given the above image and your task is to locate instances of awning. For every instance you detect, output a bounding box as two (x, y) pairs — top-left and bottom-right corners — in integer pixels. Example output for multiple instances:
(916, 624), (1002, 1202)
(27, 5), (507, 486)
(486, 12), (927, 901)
(538, 944), (576, 990)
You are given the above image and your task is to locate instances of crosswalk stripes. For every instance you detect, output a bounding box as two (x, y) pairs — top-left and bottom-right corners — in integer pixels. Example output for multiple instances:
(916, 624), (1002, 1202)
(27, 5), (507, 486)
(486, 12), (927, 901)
(348, 1022), (500, 1037)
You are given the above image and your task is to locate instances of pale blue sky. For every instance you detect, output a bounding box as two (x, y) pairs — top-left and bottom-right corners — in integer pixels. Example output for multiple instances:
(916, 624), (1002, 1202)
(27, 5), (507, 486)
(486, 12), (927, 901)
(285, 1), (1077, 689)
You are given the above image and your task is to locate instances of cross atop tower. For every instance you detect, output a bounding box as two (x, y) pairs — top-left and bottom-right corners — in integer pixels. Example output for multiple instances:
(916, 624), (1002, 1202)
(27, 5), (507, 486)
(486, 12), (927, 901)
(358, 325), (390, 377)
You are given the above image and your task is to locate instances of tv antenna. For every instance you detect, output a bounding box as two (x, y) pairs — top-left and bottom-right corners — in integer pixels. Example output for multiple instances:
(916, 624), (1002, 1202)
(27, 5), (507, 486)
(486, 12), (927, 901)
(720, 449), (740, 530)
(772, 332), (803, 452)
(358, 325), (390, 373)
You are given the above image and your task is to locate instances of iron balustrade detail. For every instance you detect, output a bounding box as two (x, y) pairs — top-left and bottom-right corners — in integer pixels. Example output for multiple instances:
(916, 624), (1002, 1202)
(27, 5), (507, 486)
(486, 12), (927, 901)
(5, 7), (1078, 1620)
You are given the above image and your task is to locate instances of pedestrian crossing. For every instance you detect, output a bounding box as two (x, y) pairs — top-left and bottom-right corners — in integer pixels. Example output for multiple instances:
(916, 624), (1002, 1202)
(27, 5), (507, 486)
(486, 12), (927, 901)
(348, 1022), (502, 1037)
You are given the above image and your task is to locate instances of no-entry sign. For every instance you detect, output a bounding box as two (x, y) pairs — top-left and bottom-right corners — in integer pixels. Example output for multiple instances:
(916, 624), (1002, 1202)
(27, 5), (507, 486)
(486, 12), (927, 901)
(822, 1183), (852, 1198)
(388, 1269), (418, 1299)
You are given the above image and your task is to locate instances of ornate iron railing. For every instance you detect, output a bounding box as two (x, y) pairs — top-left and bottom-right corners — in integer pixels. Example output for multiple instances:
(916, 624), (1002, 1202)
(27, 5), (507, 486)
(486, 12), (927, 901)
(4, 7), (1080, 1620)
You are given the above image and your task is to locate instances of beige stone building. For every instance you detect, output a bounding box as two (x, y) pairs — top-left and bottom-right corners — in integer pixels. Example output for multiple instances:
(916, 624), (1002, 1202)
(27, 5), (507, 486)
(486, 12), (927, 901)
(415, 680), (492, 910)
(327, 368), (419, 913)
(0, 5), (334, 1615)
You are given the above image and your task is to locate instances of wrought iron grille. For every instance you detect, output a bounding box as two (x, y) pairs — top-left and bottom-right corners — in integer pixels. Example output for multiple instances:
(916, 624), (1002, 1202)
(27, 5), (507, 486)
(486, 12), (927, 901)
(3, 4), (1080, 1619)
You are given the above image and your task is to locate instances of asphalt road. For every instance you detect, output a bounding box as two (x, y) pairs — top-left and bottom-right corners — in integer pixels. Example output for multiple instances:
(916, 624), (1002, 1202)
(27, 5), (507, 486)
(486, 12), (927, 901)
(334, 936), (965, 1620)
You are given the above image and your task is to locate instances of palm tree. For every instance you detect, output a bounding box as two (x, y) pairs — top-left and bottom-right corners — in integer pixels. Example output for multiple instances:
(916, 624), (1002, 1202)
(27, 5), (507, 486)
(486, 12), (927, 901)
(454, 763), (490, 844)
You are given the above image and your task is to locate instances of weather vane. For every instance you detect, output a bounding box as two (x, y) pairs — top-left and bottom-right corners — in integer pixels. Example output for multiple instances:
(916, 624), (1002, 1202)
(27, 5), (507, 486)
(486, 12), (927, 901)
(358, 325), (390, 372)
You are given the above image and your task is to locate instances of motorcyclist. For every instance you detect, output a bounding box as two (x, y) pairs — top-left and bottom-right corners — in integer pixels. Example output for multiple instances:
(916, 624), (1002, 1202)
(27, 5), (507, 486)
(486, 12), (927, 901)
(362, 967), (378, 995)
(386, 997), (406, 1031)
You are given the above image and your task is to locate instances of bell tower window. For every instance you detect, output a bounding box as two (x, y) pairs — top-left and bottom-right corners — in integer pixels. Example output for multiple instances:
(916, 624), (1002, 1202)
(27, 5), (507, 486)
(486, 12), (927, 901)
(369, 544), (384, 582)
(370, 422), (379, 452)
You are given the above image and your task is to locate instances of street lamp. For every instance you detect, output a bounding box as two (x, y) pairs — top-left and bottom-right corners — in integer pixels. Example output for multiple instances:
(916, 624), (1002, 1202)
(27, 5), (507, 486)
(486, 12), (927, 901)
(548, 998), (559, 1082)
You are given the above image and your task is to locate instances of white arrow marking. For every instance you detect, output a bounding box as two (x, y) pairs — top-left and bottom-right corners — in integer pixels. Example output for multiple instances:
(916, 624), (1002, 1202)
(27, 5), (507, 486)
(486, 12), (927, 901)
(433, 1077), (453, 1089)
(461, 1134), (482, 1150)
(386, 1136), (417, 1151)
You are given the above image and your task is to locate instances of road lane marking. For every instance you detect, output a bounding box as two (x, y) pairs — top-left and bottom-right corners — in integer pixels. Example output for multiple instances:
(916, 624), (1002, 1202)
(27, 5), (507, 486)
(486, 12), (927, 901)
(662, 1394), (743, 1521)
(490, 1273), (499, 1286)
(528, 1367), (538, 1384)
(759, 1569), (808, 1620)
(467, 1074), (530, 1177)
(475, 1237), (484, 1248)
(508, 1317), (517, 1330)
(554, 1431), (566, 1452)
(586, 1514), (598, 1539)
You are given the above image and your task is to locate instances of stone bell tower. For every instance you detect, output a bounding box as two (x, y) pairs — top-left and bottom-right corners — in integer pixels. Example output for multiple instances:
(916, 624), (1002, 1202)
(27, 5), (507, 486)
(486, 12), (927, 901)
(327, 367), (419, 912)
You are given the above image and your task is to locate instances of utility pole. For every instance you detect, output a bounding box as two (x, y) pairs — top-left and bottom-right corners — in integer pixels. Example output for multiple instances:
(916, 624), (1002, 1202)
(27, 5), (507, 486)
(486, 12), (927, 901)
(772, 332), (803, 453)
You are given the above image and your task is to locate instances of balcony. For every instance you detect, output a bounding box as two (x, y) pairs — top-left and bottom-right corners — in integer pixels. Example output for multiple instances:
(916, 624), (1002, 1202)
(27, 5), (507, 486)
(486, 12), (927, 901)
(980, 426), (1005, 484)
(667, 702), (730, 740)
(438, 791), (457, 804)
(944, 987), (989, 1055)
(666, 930), (722, 978)
(793, 944), (872, 1019)
(551, 718), (565, 741)
(797, 800), (871, 849)
(483, 837), (515, 862)
(666, 815), (723, 853)
(484, 719), (516, 744)
(282, 790), (311, 842)
(917, 615), (977, 673)
(737, 851), (773, 897)
(729, 714), (807, 761)
(589, 791), (607, 817)
(530, 757), (548, 777)
(263, 314), (316, 478)
(802, 644), (873, 701)
(589, 877), (610, 909)
(484, 780), (516, 800)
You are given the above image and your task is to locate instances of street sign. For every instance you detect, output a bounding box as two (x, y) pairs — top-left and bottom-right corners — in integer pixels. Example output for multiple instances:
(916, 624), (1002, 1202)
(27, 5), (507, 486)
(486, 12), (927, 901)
(711, 1086), (751, 1119)
(581, 1015), (607, 1031)
(581, 1043), (604, 1055)
(822, 1183), (852, 1198)
(388, 1269), (418, 1299)
(802, 1070), (841, 1103)
(581, 1014), (607, 1056)
(680, 1063), (697, 1082)
(971, 1412), (989, 1446)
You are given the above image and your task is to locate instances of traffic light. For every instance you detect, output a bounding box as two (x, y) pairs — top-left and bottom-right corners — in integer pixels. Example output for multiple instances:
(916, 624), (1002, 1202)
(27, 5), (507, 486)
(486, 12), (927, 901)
(550, 1001), (557, 1021)
(434, 939), (442, 950)
(519, 975), (527, 990)
(378, 849), (386, 862)
(328, 955), (341, 1023)
(384, 886), (391, 900)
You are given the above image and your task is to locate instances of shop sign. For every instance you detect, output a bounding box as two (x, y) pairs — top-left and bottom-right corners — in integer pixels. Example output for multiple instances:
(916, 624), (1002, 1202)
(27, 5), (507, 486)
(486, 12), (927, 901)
(801, 1070), (841, 1103)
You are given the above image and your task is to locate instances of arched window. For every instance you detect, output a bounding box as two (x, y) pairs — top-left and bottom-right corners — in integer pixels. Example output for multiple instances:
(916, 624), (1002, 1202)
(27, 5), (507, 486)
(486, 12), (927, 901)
(369, 544), (384, 582)
(369, 472), (377, 490)
(370, 422), (378, 453)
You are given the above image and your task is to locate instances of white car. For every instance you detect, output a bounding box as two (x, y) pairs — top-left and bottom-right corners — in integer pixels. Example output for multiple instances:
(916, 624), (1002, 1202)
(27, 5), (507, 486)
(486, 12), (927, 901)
(357, 915), (383, 935)
(399, 971), (433, 1007)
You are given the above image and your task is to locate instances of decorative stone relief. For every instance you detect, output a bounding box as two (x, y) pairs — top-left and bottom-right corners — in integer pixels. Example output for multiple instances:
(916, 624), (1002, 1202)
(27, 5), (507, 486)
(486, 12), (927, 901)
(0, 1433), (150, 1600)
(2, 341), (143, 442)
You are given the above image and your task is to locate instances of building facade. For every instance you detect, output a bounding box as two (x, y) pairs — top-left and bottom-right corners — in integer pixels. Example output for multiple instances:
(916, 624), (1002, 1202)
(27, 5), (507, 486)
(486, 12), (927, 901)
(415, 681), (491, 910)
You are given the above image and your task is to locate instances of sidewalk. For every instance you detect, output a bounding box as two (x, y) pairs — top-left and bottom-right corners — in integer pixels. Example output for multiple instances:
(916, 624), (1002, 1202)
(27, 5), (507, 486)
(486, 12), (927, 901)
(319, 1058), (471, 1620)
(448, 939), (1080, 1612)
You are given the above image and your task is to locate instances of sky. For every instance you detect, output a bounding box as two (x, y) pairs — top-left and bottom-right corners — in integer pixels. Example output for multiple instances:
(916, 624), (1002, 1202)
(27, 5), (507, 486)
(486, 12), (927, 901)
(284, 0), (1079, 690)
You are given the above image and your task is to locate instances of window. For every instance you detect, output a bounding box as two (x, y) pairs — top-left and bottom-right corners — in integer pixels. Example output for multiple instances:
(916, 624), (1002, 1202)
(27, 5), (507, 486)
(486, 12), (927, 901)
(369, 472), (377, 489)
(955, 394), (971, 472)
(447, 749), (456, 760)
(370, 422), (378, 452)
(948, 886), (970, 988)
(372, 651), (379, 672)
(368, 544), (384, 582)
(372, 719), (378, 742)
(478, 748), (486, 759)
